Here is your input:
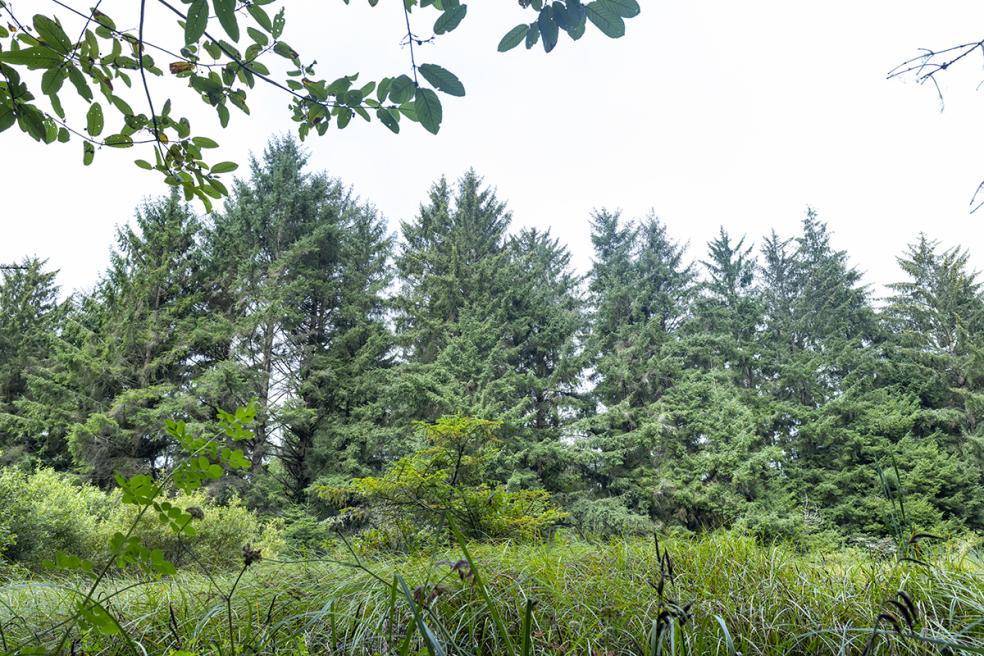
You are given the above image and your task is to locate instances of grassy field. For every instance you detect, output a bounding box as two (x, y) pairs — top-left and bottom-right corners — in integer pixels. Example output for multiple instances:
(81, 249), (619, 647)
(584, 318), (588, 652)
(1, 532), (982, 655)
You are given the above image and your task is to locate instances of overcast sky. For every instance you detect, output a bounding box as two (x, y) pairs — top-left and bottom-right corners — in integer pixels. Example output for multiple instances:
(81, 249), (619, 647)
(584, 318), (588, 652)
(3, 1), (984, 298)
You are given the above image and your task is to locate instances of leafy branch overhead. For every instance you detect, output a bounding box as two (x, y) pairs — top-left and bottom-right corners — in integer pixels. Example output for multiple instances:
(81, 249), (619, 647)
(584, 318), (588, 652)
(0, 0), (639, 209)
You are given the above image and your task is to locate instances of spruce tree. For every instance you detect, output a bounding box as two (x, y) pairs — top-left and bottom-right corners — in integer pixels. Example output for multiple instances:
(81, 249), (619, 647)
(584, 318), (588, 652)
(0, 258), (67, 466)
(392, 170), (516, 423)
(579, 211), (695, 523)
(67, 192), (207, 485)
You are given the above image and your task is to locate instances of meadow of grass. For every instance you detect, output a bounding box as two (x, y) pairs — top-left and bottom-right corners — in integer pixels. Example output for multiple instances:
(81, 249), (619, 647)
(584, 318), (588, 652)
(0, 531), (982, 655)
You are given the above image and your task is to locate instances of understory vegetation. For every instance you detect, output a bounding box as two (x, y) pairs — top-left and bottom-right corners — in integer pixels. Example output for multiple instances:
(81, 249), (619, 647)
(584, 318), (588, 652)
(1, 534), (982, 655)
(1, 135), (983, 653)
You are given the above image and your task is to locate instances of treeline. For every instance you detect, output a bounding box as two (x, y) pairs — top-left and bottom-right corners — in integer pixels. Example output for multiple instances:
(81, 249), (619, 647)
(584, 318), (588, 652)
(1, 136), (982, 543)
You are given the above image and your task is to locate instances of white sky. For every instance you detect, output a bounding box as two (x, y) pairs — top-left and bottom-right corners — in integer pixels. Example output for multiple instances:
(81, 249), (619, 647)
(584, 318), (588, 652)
(3, 1), (984, 298)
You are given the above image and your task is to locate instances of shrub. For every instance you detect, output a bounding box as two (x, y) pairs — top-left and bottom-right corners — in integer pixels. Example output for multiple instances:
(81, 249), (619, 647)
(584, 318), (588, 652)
(105, 491), (284, 569)
(0, 467), (111, 565)
(0, 467), (282, 570)
(320, 417), (568, 550)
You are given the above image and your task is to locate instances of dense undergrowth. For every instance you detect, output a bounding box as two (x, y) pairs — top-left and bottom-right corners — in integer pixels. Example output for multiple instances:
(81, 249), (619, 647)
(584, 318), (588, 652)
(1, 532), (981, 655)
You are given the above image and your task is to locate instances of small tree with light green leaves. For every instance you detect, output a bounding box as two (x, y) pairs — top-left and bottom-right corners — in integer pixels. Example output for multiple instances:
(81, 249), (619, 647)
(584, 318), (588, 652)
(321, 416), (567, 550)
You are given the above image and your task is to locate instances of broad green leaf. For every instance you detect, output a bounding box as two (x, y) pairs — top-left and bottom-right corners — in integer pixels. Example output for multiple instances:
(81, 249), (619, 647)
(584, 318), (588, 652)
(0, 47), (64, 69)
(86, 102), (104, 137)
(414, 87), (442, 134)
(586, 1), (625, 38)
(433, 4), (467, 35)
(33, 15), (73, 53)
(83, 141), (94, 165)
(418, 64), (465, 97)
(606, 0), (641, 18)
(211, 161), (239, 173)
(525, 23), (540, 49)
(389, 74), (416, 104)
(247, 26), (268, 45)
(135, 159), (153, 170)
(247, 4), (273, 32)
(538, 9), (559, 53)
(376, 107), (400, 133)
(213, 0), (240, 42)
(193, 136), (220, 148)
(497, 24), (528, 52)
(104, 134), (134, 147)
(0, 106), (14, 134)
(67, 66), (93, 101)
(41, 68), (66, 95)
(185, 0), (209, 45)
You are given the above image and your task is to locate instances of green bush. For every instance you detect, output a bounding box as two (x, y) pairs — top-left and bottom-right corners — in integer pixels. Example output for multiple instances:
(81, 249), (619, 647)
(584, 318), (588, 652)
(0, 467), (282, 570)
(0, 467), (111, 565)
(320, 417), (568, 550)
(106, 491), (285, 569)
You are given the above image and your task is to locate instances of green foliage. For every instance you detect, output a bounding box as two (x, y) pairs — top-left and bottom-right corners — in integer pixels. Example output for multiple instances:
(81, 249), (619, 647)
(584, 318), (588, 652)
(0, 467), (112, 564)
(2, 149), (984, 555)
(2, 533), (982, 655)
(0, 465), (281, 572)
(322, 417), (568, 549)
(0, 0), (638, 207)
(108, 490), (283, 569)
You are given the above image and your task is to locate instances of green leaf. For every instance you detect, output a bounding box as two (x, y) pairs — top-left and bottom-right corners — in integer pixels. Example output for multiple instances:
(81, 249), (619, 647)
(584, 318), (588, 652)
(418, 64), (464, 97)
(586, 1), (625, 38)
(389, 74), (416, 104)
(104, 134), (133, 147)
(67, 66), (93, 101)
(192, 136), (219, 148)
(538, 9), (559, 53)
(213, 0), (240, 42)
(210, 161), (238, 174)
(497, 24), (528, 52)
(376, 107), (399, 133)
(247, 26), (268, 45)
(135, 159), (153, 170)
(41, 68), (66, 95)
(433, 4), (467, 35)
(0, 47), (64, 69)
(86, 102), (104, 137)
(185, 0), (209, 44)
(33, 15), (73, 53)
(83, 141), (94, 165)
(0, 105), (14, 134)
(525, 23), (540, 49)
(272, 8), (286, 38)
(247, 4), (273, 32)
(414, 87), (442, 135)
(606, 0), (640, 18)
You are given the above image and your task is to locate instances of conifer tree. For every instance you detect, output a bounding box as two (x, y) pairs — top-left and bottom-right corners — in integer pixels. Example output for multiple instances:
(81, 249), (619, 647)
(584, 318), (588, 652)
(392, 170), (517, 423)
(579, 211), (695, 523)
(203, 136), (397, 501)
(0, 259), (67, 466)
(67, 192), (207, 485)
(500, 228), (586, 491)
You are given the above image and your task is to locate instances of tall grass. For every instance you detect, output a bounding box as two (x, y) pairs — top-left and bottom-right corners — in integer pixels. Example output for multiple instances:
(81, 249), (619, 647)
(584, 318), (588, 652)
(0, 531), (981, 655)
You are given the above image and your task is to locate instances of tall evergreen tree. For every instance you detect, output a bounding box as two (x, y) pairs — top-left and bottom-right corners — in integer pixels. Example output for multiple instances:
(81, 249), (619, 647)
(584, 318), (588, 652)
(579, 211), (695, 522)
(499, 228), (585, 491)
(281, 187), (396, 499)
(67, 192), (207, 485)
(204, 136), (396, 502)
(0, 258), (67, 466)
(392, 170), (517, 423)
